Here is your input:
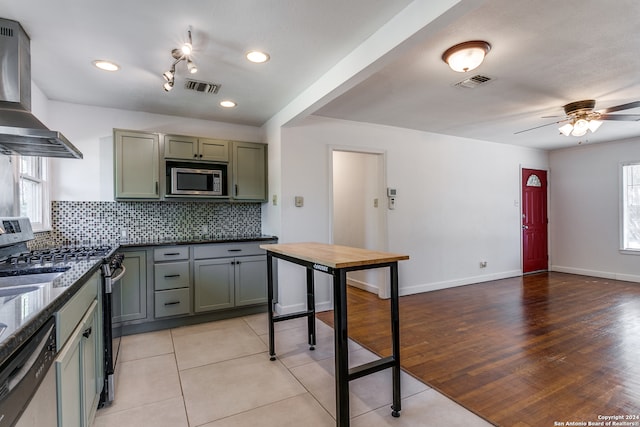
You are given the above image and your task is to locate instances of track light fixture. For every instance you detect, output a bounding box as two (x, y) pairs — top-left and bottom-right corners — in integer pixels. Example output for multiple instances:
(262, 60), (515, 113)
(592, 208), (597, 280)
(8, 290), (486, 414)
(161, 28), (197, 91)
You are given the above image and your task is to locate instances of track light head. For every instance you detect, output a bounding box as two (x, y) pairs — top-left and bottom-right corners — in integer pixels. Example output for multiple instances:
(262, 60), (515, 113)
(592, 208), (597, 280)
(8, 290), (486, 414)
(163, 69), (174, 82)
(187, 59), (197, 74)
(162, 27), (198, 91)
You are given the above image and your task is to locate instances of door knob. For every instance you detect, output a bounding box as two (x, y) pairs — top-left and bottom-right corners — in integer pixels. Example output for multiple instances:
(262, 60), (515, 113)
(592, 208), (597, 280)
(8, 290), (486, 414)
(522, 225), (529, 230)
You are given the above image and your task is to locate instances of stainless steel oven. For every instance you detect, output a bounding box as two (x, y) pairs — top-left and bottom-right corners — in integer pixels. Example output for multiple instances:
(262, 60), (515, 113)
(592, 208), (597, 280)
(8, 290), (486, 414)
(99, 254), (125, 407)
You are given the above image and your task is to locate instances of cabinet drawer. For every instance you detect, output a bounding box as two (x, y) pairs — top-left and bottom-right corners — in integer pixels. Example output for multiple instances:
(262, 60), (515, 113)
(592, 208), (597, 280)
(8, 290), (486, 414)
(154, 246), (189, 261)
(155, 288), (190, 318)
(55, 273), (99, 351)
(193, 242), (265, 259)
(154, 261), (190, 290)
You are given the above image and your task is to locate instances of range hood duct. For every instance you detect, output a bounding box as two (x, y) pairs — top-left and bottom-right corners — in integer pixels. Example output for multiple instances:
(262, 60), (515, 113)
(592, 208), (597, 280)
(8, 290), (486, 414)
(0, 18), (82, 159)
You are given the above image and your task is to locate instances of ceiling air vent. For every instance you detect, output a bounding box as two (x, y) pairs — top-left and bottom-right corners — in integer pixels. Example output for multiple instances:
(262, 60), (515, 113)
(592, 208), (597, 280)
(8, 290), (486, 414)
(453, 74), (492, 89)
(184, 79), (221, 94)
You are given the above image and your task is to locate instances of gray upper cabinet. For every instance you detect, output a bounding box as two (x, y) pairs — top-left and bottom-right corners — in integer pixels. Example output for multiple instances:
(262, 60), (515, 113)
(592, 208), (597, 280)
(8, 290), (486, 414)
(114, 130), (160, 199)
(231, 141), (267, 201)
(164, 135), (229, 162)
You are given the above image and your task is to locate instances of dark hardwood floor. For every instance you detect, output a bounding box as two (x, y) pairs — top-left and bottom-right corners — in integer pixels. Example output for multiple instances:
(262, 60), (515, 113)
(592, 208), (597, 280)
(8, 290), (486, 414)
(316, 272), (640, 427)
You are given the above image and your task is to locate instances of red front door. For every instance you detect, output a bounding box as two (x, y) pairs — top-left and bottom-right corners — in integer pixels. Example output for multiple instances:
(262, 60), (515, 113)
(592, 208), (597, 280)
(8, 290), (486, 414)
(522, 168), (548, 273)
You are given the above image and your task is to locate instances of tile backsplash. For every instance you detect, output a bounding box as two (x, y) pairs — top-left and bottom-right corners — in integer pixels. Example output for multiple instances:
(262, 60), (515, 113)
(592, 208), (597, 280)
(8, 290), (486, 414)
(31, 201), (262, 248)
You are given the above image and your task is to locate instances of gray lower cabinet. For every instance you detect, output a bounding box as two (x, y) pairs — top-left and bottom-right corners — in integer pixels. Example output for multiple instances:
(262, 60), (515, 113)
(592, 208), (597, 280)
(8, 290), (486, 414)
(154, 247), (190, 318)
(194, 254), (267, 312)
(113, 250), (147, 323)
(55, 298), (100, 427)
(194, 258), (235, 312)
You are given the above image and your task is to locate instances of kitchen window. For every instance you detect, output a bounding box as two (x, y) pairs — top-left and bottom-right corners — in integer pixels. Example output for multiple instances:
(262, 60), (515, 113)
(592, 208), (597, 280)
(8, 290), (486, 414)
(621, 162), (640, 252)
(17, 156), (50, 231)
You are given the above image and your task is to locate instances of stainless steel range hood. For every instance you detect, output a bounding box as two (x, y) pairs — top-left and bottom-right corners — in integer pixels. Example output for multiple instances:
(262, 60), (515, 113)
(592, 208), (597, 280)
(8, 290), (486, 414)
(0, 18), (82, 159)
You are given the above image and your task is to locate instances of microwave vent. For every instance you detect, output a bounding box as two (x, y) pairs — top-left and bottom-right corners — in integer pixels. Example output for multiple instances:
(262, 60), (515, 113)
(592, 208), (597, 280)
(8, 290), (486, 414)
(184, 79), (221, 94)
(0, 25), (14, 37)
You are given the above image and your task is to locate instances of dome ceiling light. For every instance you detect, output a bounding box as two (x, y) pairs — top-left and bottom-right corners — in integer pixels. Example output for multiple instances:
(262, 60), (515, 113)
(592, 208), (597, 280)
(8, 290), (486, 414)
(442, 40), (491, 73)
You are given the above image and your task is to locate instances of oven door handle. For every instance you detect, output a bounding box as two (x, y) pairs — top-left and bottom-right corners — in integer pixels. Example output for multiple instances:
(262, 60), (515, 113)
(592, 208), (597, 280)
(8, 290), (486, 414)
(111, 265), (127, 283)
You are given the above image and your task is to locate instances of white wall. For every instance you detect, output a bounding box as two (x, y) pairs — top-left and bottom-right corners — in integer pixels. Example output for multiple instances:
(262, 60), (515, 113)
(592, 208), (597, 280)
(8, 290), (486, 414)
(271, 115), (548, 314)
(46, 101), (263, 201)
(549, 138), (640, 282)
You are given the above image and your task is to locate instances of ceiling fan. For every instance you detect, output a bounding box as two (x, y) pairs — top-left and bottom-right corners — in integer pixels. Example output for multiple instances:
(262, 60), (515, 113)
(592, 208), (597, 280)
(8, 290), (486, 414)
(515, 99), (640, 137)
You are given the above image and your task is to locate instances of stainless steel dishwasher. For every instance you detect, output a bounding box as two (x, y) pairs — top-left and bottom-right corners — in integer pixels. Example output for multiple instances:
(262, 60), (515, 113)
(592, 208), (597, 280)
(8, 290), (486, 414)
(0, 317), (57, 427)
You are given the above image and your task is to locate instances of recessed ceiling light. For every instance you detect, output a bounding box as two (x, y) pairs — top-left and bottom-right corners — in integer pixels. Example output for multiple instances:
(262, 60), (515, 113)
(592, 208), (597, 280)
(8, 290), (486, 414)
(220, 100), (237, 108)
(93, 60), (120, 71)
(246, 50), (270, 63)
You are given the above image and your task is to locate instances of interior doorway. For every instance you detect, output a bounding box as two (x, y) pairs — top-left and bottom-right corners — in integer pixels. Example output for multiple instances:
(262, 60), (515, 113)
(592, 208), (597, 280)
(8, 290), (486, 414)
(331, 149), (389, 297)
(521, 168), (548, 273)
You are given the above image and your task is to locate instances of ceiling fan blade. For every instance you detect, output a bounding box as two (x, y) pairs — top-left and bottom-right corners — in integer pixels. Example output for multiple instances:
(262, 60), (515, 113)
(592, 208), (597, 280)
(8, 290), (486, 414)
(599, 114), (640, 121)
(514, 120), (564, 134)
(541, 115), (565, 119)
(599, 101), (640, 114)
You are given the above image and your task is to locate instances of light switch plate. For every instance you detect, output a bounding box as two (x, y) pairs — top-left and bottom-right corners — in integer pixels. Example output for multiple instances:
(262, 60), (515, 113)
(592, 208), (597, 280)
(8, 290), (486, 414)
(295, 196), (304, 207)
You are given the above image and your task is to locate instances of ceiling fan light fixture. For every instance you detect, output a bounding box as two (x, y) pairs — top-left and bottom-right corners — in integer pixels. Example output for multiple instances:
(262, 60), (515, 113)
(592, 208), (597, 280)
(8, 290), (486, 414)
(572, 118), (590, 136)
(163, 80), (174, 92)
(559, 123), (573, 136)
(442, 40), (491, 72)
(588, 119), (603, 133)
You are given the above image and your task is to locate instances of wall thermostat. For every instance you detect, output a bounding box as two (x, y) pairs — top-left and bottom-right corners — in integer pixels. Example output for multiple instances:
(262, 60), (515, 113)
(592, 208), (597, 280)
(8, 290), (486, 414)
(387, 188), (397, 210)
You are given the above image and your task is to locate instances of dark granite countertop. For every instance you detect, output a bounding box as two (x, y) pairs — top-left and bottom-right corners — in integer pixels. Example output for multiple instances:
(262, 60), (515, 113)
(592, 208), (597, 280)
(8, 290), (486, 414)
(119, 234), (277, 248)
(0, 258), (103, 366)
(0, 235), (277, 365)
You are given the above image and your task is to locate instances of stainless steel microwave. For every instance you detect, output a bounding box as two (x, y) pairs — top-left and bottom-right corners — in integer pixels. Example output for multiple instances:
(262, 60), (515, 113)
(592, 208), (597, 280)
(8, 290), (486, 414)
(170, 166), (223, 196)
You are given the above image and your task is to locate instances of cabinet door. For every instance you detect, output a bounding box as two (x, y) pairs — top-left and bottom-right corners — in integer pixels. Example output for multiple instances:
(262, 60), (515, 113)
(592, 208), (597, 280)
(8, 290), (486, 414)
(231, 141), (266, 201)
(56, 300), (98, 427)
(81, 303), (100, 427)
(56, 333), (82, 427)
(194, 259), (234, 312)
(198, 138), (229, 162)
(164, 135), (198, 160)
(113, 250), (147, 323)
(114, 130), (160, 199)
(235, 255), (268, 306)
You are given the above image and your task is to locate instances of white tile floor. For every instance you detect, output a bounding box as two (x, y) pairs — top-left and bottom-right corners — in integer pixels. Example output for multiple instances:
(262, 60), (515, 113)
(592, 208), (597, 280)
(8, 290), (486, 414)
(92, 314), (493, 427)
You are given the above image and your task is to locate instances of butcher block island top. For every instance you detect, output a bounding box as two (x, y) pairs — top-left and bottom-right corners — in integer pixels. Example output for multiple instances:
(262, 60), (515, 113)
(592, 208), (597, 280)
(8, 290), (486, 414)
(259, 242), (409, 268)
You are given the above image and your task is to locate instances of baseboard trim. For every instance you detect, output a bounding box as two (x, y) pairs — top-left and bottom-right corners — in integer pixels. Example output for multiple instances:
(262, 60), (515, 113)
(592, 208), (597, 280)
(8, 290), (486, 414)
(551, 266), (640, 283)
(399, 270), (522, 296)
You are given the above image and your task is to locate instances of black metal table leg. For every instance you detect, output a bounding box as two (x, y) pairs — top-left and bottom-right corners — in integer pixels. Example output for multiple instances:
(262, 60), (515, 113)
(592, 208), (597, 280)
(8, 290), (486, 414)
(333, 268), (350, 427)
(390, 262), (401, 417)
(306, 267), (316, 350)
(267, 253), (276, 361)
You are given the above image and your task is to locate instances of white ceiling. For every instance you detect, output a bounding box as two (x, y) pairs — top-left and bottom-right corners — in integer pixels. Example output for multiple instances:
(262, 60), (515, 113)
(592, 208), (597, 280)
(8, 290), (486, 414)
(2, 0), (640, 151)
